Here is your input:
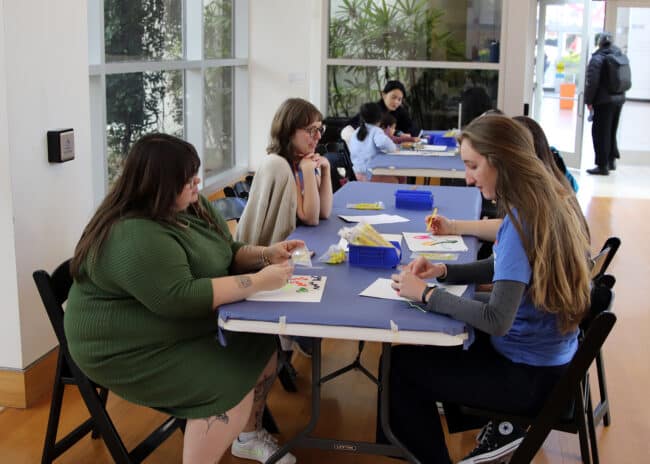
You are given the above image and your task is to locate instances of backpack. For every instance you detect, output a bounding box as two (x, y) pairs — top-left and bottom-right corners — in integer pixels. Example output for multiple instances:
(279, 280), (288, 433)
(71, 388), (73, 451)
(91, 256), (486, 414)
(603, 52), (632, 94)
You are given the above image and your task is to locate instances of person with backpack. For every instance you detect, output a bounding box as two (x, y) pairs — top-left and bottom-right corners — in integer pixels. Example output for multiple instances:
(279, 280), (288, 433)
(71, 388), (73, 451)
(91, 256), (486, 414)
(584, 32), (631, 175)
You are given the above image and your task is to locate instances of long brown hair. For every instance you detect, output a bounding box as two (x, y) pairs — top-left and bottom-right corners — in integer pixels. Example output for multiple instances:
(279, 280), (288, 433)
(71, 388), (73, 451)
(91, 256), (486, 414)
(266, 98), (322, 166)
(71, 133), (220, 278)
(459, 115), (591, 332)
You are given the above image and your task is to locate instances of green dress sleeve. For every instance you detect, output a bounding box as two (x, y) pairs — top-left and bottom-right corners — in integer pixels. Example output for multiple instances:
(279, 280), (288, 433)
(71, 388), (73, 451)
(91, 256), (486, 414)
(97, 219), (214, 319)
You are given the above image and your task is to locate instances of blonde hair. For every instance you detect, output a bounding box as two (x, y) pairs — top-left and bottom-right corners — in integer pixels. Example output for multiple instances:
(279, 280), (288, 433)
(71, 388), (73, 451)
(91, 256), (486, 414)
(459, 115), (591, 333)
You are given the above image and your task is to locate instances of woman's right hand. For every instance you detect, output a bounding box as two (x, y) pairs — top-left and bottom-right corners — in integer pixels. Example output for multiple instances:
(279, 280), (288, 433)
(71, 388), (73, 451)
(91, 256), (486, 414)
(256, 261), (294, 291)
(298, 155), (318, 172)
(403, 257), (446, 280)
(426, 214), (452, 235)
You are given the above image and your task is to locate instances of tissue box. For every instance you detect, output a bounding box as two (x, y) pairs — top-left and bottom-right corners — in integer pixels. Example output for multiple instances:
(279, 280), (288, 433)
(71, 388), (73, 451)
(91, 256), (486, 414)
(395, 190), (433, 210)
(349, 241), (401, 268)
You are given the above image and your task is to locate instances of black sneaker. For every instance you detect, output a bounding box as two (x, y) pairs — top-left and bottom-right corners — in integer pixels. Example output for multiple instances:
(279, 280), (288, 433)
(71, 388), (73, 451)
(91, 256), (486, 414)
(458, 421), (525, 464)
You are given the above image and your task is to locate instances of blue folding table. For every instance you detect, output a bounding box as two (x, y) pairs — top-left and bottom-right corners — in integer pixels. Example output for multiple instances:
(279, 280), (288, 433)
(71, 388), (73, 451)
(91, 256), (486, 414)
(369, 130), (465, 180)
(218, 182), (482, 463)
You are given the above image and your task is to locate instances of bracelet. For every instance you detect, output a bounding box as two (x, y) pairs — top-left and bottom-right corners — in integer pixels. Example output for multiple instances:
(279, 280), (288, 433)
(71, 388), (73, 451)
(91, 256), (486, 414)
(421, 285), (436, 305)
(261, 248), (271, 267)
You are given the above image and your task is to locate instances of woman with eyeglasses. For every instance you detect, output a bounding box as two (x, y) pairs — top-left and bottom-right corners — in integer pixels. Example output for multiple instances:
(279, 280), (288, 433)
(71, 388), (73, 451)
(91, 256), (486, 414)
(236, 98), (333, 246)
(65, 133), (303, 464)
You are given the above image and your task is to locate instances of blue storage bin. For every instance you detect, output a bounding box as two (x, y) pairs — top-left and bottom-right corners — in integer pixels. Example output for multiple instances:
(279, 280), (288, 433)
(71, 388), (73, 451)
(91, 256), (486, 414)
(432, 133), (457, 148)
(349, 241), (402, 268)
(394, 190), (434, 210)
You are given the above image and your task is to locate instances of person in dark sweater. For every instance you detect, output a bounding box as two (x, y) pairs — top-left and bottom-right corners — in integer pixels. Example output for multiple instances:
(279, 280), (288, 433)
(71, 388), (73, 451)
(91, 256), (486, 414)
(584, 32), (628, 175)
(65, 133), (301, 464)
(386, 115), (591, 464)
(348, 80), (418, 137)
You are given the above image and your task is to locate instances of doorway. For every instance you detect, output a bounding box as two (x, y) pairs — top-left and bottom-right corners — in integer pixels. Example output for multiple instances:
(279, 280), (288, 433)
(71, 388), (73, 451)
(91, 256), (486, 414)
(533, 0), (605, 169)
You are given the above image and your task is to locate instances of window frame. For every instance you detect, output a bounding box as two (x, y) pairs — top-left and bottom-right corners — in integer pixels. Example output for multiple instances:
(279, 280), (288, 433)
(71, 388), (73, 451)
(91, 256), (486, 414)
(323, 1), (506, 122)
(88, 0), (249, 205)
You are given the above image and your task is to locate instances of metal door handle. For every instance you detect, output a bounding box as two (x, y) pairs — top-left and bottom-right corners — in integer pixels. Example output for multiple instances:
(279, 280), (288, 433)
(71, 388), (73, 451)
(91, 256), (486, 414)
(577, 92), (584, 118)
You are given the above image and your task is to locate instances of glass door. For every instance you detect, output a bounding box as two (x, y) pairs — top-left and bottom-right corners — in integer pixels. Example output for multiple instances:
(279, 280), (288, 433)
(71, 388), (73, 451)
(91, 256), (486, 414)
(533, 0), (597, 168)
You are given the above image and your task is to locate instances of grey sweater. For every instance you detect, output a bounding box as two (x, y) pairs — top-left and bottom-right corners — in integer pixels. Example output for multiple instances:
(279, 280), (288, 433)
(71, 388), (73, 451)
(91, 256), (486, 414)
(426, 257), (525, 336)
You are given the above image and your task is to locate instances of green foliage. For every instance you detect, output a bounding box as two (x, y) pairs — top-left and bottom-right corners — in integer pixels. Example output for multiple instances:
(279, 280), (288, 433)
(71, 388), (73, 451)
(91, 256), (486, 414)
(327, 0), (466, 120)
(103, 0), (183, 185)
(204, 0), (233, 58)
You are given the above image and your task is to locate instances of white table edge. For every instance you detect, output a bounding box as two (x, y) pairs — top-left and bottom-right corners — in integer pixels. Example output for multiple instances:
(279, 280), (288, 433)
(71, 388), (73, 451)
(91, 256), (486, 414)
(218, 317), (467, 347)
(370, 167), (466, 179)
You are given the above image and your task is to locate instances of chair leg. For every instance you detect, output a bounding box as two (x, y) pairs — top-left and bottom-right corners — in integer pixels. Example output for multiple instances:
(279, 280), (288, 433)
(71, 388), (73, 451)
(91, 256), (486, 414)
(92, 387), (110, 439)
(585, 383), (601, 464)
(574, 383), (593, 464)
(41, 355), (66, 464)
(263, 406), (280, 434)
(72, 367), (132, 464)
(594, 351), (611, 426)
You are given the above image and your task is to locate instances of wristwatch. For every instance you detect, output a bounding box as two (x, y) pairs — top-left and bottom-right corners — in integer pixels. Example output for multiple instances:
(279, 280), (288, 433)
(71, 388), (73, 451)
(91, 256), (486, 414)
(421, 285), (436, 305)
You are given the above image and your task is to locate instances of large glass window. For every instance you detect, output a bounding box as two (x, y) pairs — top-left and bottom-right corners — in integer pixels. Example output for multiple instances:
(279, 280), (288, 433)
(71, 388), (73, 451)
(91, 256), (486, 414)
(327, 0), (502, 130)
(89, 0), (247, 192)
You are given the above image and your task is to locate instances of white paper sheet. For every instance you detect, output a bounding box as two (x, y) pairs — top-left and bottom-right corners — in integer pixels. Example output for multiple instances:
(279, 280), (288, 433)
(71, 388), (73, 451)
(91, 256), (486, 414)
(359, 278), (467, 300)
(403, 233), (468, 252)
(246, 275), (326, 303)
(338, 214), (410, 225)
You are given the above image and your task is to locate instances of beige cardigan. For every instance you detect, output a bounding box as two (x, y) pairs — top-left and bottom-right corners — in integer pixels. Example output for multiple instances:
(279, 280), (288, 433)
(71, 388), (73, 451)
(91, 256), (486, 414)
(235, 154), (297, 246)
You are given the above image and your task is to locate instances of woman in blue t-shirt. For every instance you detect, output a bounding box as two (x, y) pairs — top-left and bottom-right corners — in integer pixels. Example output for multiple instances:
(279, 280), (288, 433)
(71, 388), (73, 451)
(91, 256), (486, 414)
(387, 114), (591, 464)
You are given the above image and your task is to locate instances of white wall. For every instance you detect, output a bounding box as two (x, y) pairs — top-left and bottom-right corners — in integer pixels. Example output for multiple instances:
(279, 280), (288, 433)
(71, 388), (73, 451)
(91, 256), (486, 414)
(0, 0), (94, 369)
(0, 0), (22, 369)
(247, 0), (324, 170)
(500, 0), (537, 116)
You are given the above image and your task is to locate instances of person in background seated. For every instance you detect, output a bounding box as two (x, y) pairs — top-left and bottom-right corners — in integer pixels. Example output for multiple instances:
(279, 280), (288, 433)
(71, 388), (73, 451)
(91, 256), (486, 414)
(429, 115), (584, 242)
(379, 113), (420, 144)
(348, 80), (418, 137)
(236, 98), (333, 246)
(236, 97), (332, 358)
(387, 115), (591, 464)
(348, 102), (398, 183)
(64, 133), (302, 464)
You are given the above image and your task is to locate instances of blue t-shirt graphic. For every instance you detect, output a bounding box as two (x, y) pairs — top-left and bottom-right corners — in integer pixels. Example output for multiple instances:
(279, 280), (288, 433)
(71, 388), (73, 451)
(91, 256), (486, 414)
(490, 212), (578, 366)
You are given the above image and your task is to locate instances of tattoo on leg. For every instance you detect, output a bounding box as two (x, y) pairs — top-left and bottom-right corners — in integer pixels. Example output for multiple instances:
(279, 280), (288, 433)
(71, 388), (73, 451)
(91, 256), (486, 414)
(254, 373), (275, 403)
(237, 276), (253, 289)
(203, 413), (229, 435)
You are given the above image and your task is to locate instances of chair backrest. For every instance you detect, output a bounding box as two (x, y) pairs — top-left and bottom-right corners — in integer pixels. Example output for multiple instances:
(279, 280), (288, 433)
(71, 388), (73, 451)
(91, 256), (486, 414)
(590, 236), (621, 280)
(211, 197), (247, 222)
(509, 305), (617, 463)
(233, 180), (250, 199)
(33, 260), (73, 348)
(318, 141), (357, 193)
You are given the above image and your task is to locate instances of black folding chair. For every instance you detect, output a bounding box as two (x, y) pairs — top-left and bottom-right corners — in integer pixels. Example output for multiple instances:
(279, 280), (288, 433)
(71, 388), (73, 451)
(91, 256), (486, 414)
(588, 236), (620, 428)
(454, 294), (617, 464)
(211, 196), (247, 222)
(233, 181), (250, 200)
(33, 260), (185, 464)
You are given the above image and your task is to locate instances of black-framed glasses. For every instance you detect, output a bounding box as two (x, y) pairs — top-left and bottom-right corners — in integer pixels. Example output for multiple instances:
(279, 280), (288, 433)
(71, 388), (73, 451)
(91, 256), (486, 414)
(302, 125), (326, 138)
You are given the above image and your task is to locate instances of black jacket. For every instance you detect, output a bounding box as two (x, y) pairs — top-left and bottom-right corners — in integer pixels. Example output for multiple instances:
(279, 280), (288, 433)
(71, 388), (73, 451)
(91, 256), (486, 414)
(584, 45), (627, 106)
(348, 99), (418, 136)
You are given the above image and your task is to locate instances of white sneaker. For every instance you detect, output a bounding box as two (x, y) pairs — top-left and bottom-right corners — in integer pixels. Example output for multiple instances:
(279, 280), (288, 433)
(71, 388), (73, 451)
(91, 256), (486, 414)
(231, 429), (297, 464)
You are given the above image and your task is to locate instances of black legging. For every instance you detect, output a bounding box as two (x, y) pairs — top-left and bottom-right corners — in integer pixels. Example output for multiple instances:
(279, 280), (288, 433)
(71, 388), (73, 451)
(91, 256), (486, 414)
(592, 102), (623, 168)
(381, 332), (566, 464)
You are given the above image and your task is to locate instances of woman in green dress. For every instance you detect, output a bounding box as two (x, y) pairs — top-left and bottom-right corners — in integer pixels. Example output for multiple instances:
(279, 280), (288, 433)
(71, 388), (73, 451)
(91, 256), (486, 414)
(65, 133), (301, 464)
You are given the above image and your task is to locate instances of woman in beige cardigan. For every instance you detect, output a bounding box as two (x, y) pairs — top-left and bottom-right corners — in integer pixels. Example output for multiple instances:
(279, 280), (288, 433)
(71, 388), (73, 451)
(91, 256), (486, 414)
(236, 98), (333, 246)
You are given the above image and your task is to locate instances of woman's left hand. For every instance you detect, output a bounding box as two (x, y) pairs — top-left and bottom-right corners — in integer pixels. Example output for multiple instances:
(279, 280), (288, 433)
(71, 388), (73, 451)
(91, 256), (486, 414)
(391, 270), (428, 302)
(265, 240), (305, 264)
